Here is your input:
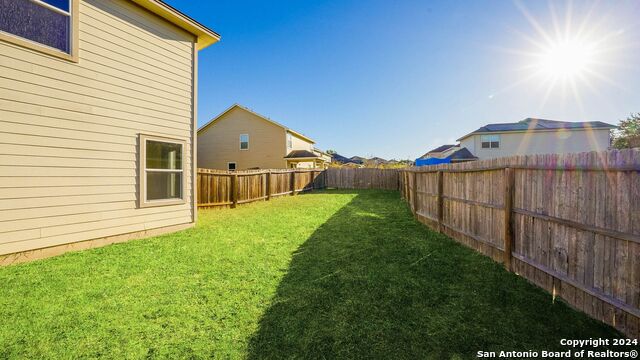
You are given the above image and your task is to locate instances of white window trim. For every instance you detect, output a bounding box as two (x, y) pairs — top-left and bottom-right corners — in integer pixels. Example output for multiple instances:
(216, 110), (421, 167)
(139, 134), (187, 208)
(480, 134), (500, 149)
(239, 134), (249, 150)
(0, 0), (79, 62)
(228, 162), (237, 171)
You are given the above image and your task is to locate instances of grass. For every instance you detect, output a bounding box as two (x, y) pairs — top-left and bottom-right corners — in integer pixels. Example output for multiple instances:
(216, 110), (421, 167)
(0, 190), (621, 359)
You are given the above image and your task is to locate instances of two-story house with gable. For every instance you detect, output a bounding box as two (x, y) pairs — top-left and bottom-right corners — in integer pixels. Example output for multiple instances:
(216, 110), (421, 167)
(0, 0), (219, 264)
(197, 104), (331, 170)
(457, 118), (616, 160)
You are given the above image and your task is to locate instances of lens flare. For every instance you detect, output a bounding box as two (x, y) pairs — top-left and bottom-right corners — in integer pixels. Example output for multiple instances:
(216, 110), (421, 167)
(537, 38), (595, 80)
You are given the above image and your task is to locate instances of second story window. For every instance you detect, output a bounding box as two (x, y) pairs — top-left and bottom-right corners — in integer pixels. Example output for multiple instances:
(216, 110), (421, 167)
(287, 133), (293, 149)
(240, 134), (249, 150)
(0, 0), (75, 58)
(481, 134), (500, 149)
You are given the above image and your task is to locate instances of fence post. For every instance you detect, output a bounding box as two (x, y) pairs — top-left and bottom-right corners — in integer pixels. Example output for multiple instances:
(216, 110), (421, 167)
(402, 171), (406, 200)
(290, 171), (296, 195)
(436, 171), (443, 233)
(311, 170), (316, 190)
(323, 169), (328, 189)
(231, 173), (238, 208)
(503, 167), (515, 271)
(405, 171), (410, 201)
(404, 171), (411, 202)
(412, 171), (418, 215)
(265, 171), (271, 201)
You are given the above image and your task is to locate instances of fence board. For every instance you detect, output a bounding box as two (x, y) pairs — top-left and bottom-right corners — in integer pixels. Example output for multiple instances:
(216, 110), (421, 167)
(400, 149), (640, 339)
(325, 168), (399, 190)
(197, 169), (323, 208)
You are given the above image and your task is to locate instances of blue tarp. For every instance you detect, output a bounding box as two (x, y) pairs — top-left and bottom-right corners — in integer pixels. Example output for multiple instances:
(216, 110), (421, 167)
(415, 158), (451, 166)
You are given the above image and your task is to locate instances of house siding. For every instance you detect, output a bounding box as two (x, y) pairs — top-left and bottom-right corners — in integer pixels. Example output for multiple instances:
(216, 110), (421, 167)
(288, 132), (314, 152)
(460, 129), (611, 160)
(198, 107), (287, 170)
(0, 0), (196, 256)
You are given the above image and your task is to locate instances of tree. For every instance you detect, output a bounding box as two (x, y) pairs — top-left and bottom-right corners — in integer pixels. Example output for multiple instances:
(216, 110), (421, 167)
(325, 149), (337, 155)
(612, 113), (640, 149)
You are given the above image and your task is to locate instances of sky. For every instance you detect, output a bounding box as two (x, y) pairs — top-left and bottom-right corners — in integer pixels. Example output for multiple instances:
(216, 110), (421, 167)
(166, 0), (640, 160)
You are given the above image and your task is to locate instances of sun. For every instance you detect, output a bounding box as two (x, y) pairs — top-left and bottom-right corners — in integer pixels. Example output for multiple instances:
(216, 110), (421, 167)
(493, 1), (630, 111)
(537, 38), (595, 80)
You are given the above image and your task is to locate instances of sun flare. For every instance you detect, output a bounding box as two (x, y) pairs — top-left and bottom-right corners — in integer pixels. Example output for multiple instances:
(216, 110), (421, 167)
(537, 38), (595, 80)
(497, 1), (630, 111)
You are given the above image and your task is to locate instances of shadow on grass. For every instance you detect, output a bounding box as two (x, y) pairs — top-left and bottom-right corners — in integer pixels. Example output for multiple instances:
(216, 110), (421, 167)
(247, 191), (620, 359)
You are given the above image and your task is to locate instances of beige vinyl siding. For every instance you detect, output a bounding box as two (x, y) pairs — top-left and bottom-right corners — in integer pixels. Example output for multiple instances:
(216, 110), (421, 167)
(198, 107), (287, 170)
(0, 0), (197, 256)
(288, 160), (316, 169)
(288, 132), (314, 151)
(459, 128), (612, 160)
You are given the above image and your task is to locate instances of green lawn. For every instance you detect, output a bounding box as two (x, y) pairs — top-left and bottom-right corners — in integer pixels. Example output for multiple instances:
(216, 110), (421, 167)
(0, 190), (621, 359)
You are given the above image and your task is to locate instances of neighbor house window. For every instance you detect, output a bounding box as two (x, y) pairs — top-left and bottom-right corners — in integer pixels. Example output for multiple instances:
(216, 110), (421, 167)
(287, 133), (292, 149)
(140, 135), (185, 207)
(240, 134), (249, 150)
(228, 162), (236, 171)
(0, 0), (77, 60)
(481, 134), (500, 149)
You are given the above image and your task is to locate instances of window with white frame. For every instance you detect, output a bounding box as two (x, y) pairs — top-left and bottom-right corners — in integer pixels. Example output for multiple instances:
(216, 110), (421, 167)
(239, 134), (249, 150)
(140, 135), (185, 206)
(228, 162), (236, 171)
(287, 133), (292, 149)
(481, 134), (500, 149)
(0, 0), (74, 55)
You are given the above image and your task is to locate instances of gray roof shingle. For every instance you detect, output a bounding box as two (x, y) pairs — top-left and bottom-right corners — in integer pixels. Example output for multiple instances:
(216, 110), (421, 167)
(449, 147), (477, 160)
(458, 118), (616, 141)
(284, 150), (318, 159)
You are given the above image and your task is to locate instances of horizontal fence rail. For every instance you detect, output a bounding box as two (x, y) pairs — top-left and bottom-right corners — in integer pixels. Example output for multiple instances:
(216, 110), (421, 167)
(197, 169), (327, 208)
(197, 167), (402, 209)
(400, 149), (640, 339)
(325, 168), (400, 190)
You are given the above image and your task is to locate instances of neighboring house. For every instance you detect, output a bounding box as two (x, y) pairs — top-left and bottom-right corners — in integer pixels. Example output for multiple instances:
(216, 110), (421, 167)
(368, 157), (388, 165)
(330, 153), (352, 164)
(457, 118), (616, 160)
(198, 104), (331, 170)
(416, 145), (477, 166)
(330, 153), (364, 167)
(349, 156), (366, 164)
(419, 144), (457, 158)
(0, 0), (219, 263)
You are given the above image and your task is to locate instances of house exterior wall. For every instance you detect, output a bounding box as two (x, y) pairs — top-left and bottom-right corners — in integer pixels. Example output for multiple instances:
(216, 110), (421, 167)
(0, 0), (198, 257)
(198, 107), (288, 170)
(286, 160), (316, 169)
(287, 132), (314, 152)
(460, 129), (611, 160)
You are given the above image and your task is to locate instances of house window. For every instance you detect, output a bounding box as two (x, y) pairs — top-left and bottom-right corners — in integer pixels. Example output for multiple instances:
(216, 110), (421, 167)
(240, 134), (249, 150)
(287, 133), (292, 149)
(0, 0), (77, 59)
(140, 135), (185, 207)
(481, 134), (500, 149)
(228, 162), (236, 171)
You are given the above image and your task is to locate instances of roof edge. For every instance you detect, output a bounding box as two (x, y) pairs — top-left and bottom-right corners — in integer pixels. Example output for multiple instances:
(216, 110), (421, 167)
(131, 0), (220, 50)
(456, 125), (616, 142)
(198, 104), (316, 144)
(286, 129), (315, 144)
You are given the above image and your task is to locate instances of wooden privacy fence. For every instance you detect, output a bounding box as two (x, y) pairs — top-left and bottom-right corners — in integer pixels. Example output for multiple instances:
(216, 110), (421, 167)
(198, 169), (326, 208)
(198, 167), (401, 208)
(400, 149), (640, 338)
(325, 168), (400, 190)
